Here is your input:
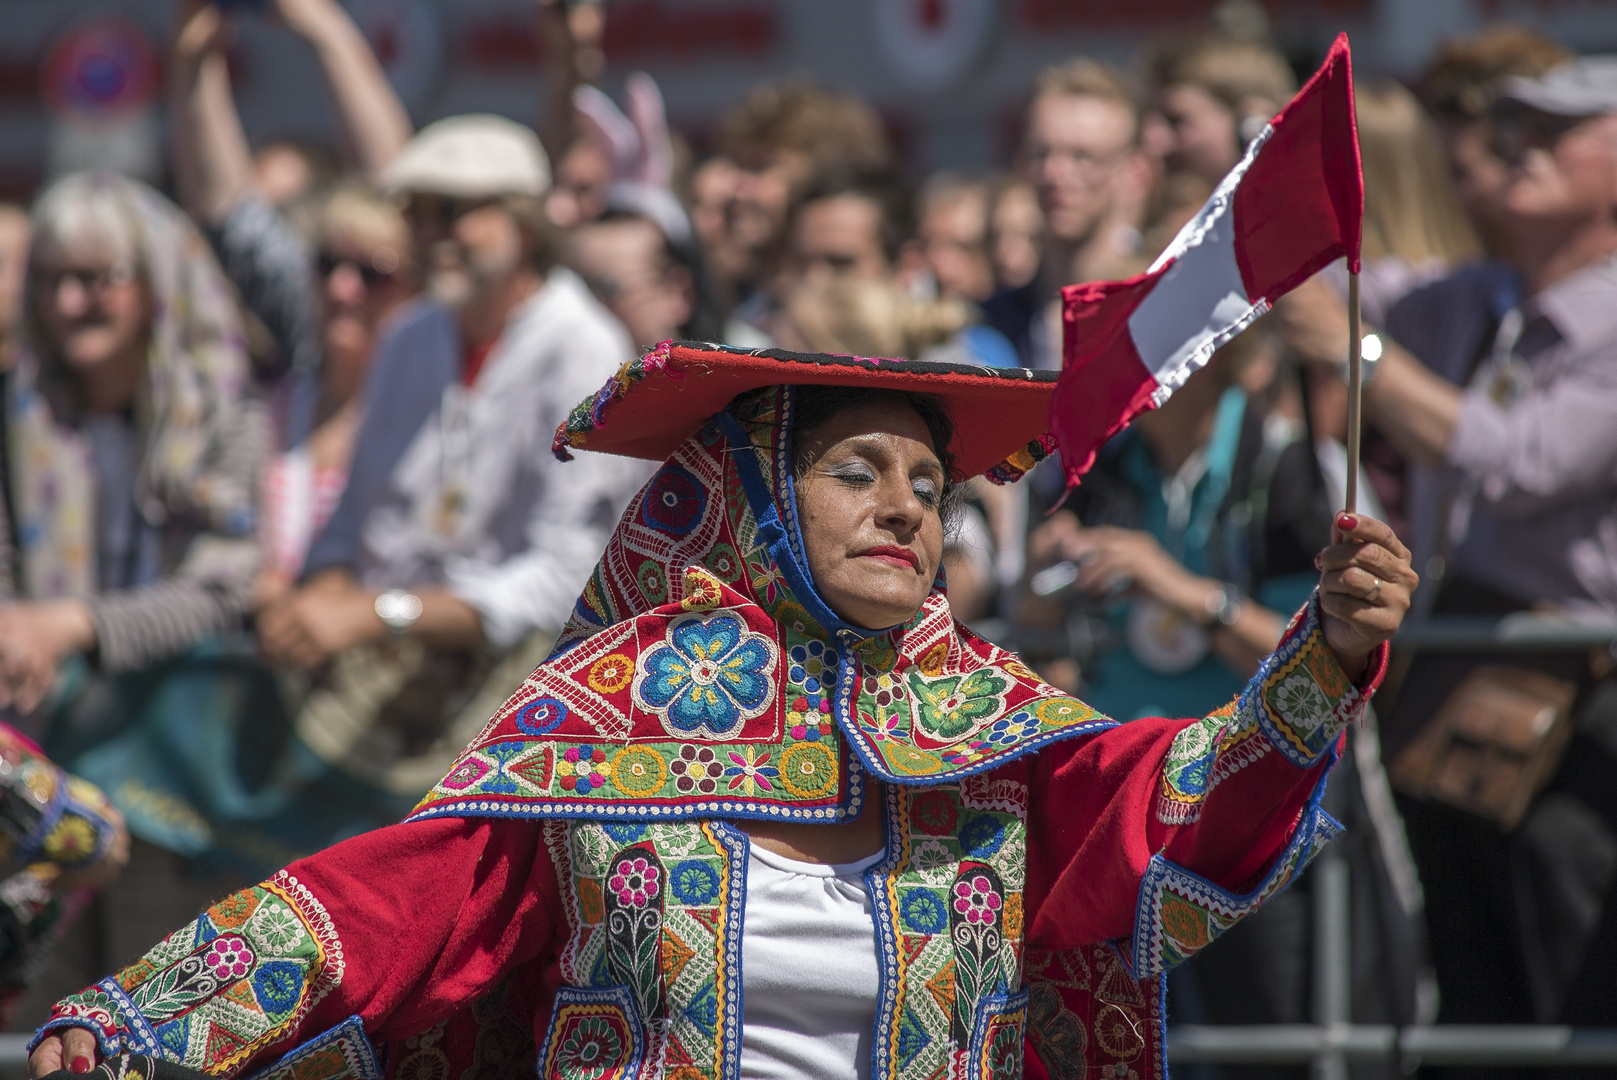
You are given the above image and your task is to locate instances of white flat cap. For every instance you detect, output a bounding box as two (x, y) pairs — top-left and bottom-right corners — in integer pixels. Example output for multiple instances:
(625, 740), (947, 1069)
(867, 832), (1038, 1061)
(1500, 57), (1617, 117)
(381, 114), (551, 198)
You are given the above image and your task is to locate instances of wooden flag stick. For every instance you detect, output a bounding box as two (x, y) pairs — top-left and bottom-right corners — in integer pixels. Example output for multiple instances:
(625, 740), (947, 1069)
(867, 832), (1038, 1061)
(1344, 271), (1362, 515)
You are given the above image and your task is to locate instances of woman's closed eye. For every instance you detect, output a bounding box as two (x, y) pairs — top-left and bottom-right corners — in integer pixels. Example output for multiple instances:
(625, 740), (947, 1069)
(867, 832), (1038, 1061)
(911, 477), (940, 508)
(827, 462), (877, 487)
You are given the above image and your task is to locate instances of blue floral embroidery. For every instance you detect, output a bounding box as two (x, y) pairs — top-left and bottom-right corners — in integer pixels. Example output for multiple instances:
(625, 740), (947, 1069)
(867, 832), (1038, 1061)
(637, 615), (774, 736)
(516, 697), (569, 736)
(670, 860), (721, 905)
(960, 815), (1006, 859)
(983, 711), (1039, 747)
(900, 889), (948, 934)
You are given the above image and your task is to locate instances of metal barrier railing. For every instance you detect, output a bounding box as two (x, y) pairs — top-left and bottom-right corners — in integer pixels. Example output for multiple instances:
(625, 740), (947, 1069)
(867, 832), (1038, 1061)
(1168, 1024), (1617, 1066)
(1161, 612), (1617, 1073)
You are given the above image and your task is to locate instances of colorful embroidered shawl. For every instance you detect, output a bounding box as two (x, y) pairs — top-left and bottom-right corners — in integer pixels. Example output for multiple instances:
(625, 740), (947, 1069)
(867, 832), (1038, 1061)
(409, 385), (1113, 824)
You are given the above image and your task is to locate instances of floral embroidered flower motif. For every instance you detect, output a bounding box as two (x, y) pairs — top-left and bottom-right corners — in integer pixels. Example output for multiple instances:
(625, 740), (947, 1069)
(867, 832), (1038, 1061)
(787, 640), (838, 695)
(554, 1015), (625, 1080)
(679, 567), (726, 611)
(636, 614), (775, 737)
(952, 875), (1002, 925)
(910, 839), (954, 884)
(204, 934), (256, 981)
(748, 551), (786, 605)
(637, 462), (707, 538)
(984, 710), (1040, 747)
(917, 640), (949, 676)
(669, 860), (721, 905)
(669, 745), (723, 795)
(862, 672), (908, 708)
(1001, 657), (1043, 685)
(587, 653), (635, 695)
(986, 1019), (1023, 1077)
(789, 695), (834, 741)
(911, 791), (959, 835)
(900, 889), (948, 934)
(42, 814), (97, 863)
(908, 668), (1009, 742)
(637, 561), (667, 604)
(941, 741), (993, 766)
(779, 740), (837, 798)
(706, 542), (743, 584)
(609, 746), (666, 797)
(607, 855), (661, 907)
(515, 697), (569, 737)
(442, 758), (490, 790)
(558, 747), (610, 795)
(249, 905), (306, 954)
(857, 709), (903, 742)
(960, 814), (1007, 859)
(1032, 697), (1094, 728)
(723, 747), (778, 794)
(1267, 670), (1334, 743)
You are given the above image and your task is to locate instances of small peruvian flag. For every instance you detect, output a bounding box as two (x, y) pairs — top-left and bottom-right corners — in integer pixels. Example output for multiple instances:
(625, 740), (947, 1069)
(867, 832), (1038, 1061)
(1052, 32), (1363, 489)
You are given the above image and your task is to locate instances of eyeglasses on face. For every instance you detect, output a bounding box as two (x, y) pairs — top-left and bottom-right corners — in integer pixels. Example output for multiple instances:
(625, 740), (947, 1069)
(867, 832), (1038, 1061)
(1024, 143), (1132, 175)
(1490, 105), (1593, 160)
(317, 248), (403, 289)
(30, 263), (136, 296)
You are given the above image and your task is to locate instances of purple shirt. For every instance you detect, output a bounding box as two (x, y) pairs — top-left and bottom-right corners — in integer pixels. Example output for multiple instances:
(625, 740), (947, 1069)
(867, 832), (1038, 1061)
(1387, 256), (1617, 607)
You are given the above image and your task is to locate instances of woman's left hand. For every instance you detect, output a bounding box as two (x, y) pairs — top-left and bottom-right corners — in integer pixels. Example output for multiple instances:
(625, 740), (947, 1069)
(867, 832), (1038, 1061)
(1317, 513), (1418, 680)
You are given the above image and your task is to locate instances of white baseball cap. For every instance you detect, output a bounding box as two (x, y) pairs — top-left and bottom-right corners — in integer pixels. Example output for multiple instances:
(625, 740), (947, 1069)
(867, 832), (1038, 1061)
(381, 114), (551, 199)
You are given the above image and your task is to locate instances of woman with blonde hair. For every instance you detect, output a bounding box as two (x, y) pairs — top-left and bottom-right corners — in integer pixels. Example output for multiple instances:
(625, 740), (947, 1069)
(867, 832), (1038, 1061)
(1350, 79), (1482, 325)
(1302, 80), (1483, 533)
(779, 275), (969, 361)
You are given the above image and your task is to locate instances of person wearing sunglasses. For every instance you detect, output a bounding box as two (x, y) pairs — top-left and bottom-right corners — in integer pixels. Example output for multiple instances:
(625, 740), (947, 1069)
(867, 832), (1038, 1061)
(168, 0), (419, 597)
(169, 0), (413, 448)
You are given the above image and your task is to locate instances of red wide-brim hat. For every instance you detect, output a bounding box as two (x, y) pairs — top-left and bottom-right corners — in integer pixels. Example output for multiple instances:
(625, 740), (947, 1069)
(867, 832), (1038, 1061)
(551, 341), (1059, 483)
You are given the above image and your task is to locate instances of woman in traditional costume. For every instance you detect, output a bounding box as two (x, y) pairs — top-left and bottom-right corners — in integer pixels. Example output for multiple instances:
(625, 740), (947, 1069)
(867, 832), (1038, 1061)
(28, 342), (1416, 1080)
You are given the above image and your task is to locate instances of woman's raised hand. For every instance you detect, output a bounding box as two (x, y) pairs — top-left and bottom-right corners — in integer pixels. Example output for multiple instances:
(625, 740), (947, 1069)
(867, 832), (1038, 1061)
(1316, 513), (1418, 680)
(29, 1026), (99, 1077)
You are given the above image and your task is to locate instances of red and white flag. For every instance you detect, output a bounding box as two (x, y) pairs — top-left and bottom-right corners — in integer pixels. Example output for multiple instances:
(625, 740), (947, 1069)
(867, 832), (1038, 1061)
(1051, 32), (1363, 489)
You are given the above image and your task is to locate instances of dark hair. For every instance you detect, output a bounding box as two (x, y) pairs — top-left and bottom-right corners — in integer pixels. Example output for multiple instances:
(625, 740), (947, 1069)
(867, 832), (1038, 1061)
(592, 209), (727, 341)
(717, 79), (892, 173)
(788, 165), (914, 266)
(789, 385), (963, 528)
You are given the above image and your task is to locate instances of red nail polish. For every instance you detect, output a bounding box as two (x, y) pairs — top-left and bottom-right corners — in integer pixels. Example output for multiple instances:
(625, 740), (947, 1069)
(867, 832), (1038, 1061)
(1336, 513), (1357, 531)
(70, 1056), (92, 1074)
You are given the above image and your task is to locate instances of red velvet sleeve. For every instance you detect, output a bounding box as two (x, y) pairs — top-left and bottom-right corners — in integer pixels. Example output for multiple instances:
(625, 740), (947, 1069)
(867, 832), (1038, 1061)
(30, 815), (564, 1077)
(1024, 594), (1385, 977)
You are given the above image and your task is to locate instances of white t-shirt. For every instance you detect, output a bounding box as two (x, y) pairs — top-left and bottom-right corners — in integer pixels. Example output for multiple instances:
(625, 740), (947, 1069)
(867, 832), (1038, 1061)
(740, 843), (884, 1080)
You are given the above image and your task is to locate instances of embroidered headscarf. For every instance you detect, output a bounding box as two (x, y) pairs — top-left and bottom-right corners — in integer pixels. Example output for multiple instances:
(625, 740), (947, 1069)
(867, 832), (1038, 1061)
(13, 172), (254, 598)
(412, 346), (1112, 824)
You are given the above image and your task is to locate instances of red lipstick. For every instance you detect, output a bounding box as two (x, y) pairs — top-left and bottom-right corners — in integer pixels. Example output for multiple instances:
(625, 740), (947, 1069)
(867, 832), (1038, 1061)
(860, 544), (920, 570)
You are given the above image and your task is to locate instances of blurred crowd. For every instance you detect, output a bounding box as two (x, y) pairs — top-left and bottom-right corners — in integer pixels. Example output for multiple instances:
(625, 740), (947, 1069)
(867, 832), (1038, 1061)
(0, 0), (1612, 1072)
